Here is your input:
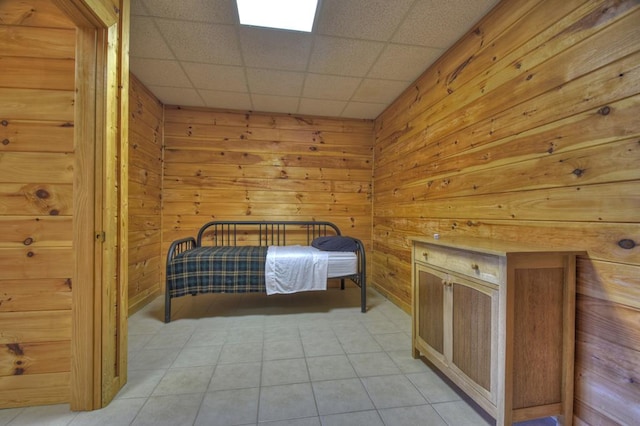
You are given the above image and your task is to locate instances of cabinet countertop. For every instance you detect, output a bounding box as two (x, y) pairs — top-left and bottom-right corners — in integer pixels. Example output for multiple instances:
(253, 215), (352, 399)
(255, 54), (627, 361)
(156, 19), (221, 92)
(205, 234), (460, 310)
(410, 236), (586, 257)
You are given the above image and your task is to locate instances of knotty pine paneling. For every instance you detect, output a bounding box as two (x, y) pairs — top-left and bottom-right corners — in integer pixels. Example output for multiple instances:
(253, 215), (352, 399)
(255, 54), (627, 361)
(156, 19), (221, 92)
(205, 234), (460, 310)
(163, 106), (374, 278)
(372, 0), (640, 423)
(0, 0), (75, 409)
(127, 74), (163, 315)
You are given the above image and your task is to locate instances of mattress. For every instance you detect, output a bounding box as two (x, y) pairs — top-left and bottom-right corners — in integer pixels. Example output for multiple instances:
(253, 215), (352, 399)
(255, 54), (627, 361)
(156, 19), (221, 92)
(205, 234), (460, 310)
(326, 249), (358, 278)
(269, 245), (357, 279)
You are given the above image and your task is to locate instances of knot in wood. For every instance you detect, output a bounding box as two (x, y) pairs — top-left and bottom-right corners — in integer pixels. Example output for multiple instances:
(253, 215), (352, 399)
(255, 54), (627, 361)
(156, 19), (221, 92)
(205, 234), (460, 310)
(598, 106), (611, 115)
(1, 120), (8, 126)
(572, 168), (585, 177)
(6, 343), (24, 356)
(27, 251), (34, 258)
(23, 237), (33, 246)
(35, 189), (50, 199)
(618, 239), (636, 250)
(2, 139), (9, 145)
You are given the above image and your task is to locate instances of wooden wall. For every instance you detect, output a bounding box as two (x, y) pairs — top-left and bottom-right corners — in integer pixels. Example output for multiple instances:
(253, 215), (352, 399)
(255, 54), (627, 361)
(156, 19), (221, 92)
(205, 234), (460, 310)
(128, 74), (163, 315)
(372, 0), (639, 424)
(162, 106), (374, 272)
(0, 0), (75, 407)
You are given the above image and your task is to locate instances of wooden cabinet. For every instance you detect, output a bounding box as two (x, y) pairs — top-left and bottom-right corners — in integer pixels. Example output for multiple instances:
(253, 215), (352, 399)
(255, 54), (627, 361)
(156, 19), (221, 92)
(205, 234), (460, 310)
(411, 237), (583, 425)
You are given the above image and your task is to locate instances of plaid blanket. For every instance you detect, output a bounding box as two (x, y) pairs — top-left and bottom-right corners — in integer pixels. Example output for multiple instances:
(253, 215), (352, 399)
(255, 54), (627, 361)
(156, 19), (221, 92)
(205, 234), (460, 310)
(167, 246), (268, 298)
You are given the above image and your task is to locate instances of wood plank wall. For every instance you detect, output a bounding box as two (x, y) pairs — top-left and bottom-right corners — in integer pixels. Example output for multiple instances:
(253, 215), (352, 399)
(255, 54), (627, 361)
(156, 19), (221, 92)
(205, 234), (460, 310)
(0, 0), (75, 407)
(372, 0), (640, 424)
(128, 74), (163, 315)
(162, 106), (374, 279)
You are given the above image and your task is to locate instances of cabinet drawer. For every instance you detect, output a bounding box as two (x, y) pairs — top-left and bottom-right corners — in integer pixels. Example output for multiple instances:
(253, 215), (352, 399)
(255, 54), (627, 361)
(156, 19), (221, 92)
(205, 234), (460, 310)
(414, 243), (503, 285)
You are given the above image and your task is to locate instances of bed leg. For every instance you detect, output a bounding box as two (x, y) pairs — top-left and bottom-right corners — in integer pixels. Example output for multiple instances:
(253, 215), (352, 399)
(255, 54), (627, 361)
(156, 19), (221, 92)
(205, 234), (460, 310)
(165, 284), (171, 323)
(340, 279), (345, 290)
(361, 285), (366, 312)
(360, 273), (366, 313)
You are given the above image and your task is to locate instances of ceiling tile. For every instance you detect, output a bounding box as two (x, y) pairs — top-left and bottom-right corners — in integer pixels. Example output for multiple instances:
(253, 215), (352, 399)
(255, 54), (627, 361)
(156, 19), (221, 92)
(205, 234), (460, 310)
(182, 63), (248, 92)
(140, 0), (236, 24)
(156, 19), (242, 65)
(149, 86), (205, 106)
(393, 0), (499, 48)
(131, 0), (149, 16)
(342, 102), (387, 119)
(308, 36), (384, 77)
(252, 94), (299, 114)
(246, 68), (305, 97)
(200, 90), (252, 111)
(130, 57), (192, 87)
(368, 44), (444, 82)
(302, 74), (361, 101)
(316, 0), (414, 41)
(239, 27), (313, 71)
(298, 99), (347, 117)
(130, 16), (174, 59)
(352, 79), (409, 104)
(130, 0), (497, 119)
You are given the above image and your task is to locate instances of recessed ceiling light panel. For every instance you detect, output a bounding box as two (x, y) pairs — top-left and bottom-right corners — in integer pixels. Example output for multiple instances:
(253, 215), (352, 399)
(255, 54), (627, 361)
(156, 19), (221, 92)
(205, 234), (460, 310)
(236, 0), (319, 32)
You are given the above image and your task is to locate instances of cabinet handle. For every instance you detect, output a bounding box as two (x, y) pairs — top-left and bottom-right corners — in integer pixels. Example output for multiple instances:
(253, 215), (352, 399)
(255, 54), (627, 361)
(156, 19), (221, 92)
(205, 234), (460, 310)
(422, 252), (428, 258)
(471, 263), (479, 271)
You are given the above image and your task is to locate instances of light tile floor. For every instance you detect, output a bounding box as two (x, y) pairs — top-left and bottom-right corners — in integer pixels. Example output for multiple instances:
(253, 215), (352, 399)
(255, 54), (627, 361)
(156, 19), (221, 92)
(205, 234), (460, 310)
(1, 288), (558, 426)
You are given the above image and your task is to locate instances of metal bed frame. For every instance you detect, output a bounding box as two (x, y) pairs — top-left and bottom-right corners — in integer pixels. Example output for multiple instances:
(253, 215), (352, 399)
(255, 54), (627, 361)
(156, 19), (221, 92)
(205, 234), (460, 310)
(165, 220), (367, 322)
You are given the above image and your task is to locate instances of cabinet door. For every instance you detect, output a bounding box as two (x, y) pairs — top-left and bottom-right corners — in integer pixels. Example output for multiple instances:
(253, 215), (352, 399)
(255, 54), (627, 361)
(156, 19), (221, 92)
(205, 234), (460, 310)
(450, 275), (498, 402)
(416, 265), (445, 358)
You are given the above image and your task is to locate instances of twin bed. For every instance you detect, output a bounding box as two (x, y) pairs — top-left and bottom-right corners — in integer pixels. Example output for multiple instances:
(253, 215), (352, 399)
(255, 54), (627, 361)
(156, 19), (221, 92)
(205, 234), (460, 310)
(165, 220), (367, 322)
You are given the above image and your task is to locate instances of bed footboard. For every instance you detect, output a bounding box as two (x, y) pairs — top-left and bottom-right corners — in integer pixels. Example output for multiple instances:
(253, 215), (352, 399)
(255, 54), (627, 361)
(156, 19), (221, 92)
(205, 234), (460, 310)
(353, 238), (367, 314)
(165, 236), (196, 323)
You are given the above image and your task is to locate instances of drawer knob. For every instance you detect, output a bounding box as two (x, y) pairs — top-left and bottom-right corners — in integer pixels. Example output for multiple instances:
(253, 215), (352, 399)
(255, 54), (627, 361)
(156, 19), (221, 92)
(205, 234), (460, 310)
(422, 252), (428, 258)
(471, 263), (480, 271)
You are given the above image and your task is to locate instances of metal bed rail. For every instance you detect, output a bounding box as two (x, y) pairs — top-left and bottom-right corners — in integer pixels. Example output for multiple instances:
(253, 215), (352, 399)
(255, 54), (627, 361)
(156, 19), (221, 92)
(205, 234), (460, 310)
(196, 220), (341, 247)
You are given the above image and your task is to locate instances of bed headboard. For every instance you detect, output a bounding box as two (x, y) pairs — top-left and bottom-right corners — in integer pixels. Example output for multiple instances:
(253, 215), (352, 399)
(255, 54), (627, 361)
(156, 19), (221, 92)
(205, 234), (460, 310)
(196, 220), (342, 247)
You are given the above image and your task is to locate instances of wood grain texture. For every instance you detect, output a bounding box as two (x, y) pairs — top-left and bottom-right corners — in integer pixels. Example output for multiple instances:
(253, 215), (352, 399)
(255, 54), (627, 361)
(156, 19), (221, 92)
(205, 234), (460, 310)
(0, 0), (75, 408)
(0, 121), (74, 153)
(0, 0), (76, 28)
(512, 268), (564, 408)
(452, 282), (493, 392)
(0, 372), (70, 408)
(0, 341), (70, 376)
(127, 74), (163, 315)
(373, 0), (640, 423)
(0, 279), (71, 312)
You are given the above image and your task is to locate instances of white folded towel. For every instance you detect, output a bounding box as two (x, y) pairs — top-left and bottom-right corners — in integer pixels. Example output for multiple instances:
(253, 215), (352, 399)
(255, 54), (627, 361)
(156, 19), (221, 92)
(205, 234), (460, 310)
(265, 246), (329, 295)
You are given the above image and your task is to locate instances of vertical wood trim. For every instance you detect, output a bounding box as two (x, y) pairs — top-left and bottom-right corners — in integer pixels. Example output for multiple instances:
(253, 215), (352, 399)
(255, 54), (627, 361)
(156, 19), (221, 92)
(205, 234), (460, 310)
(99, 21), (118, 405)
(159, 104), (166, 291)
(501, 255), (515, 425)
(117, 0), (130, 400)
(100, 0), (130, 405)
(91, 26), (106, 409)
(71, 24), (97, 411)
(59, 0), (128, 411)
(61, 0), (118, 27)
(411, 244), (418, 358)
(563, 254), (577, 424)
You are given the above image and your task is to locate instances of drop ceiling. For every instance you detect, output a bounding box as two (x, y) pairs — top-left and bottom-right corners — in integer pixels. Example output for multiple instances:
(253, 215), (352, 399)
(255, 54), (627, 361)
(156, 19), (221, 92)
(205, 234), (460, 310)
(130, 0), (499, 119)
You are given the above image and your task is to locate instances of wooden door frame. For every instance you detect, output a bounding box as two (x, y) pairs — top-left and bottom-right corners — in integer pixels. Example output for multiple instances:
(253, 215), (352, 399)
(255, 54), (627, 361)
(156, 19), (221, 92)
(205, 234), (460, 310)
(52, 0), (128, 411)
